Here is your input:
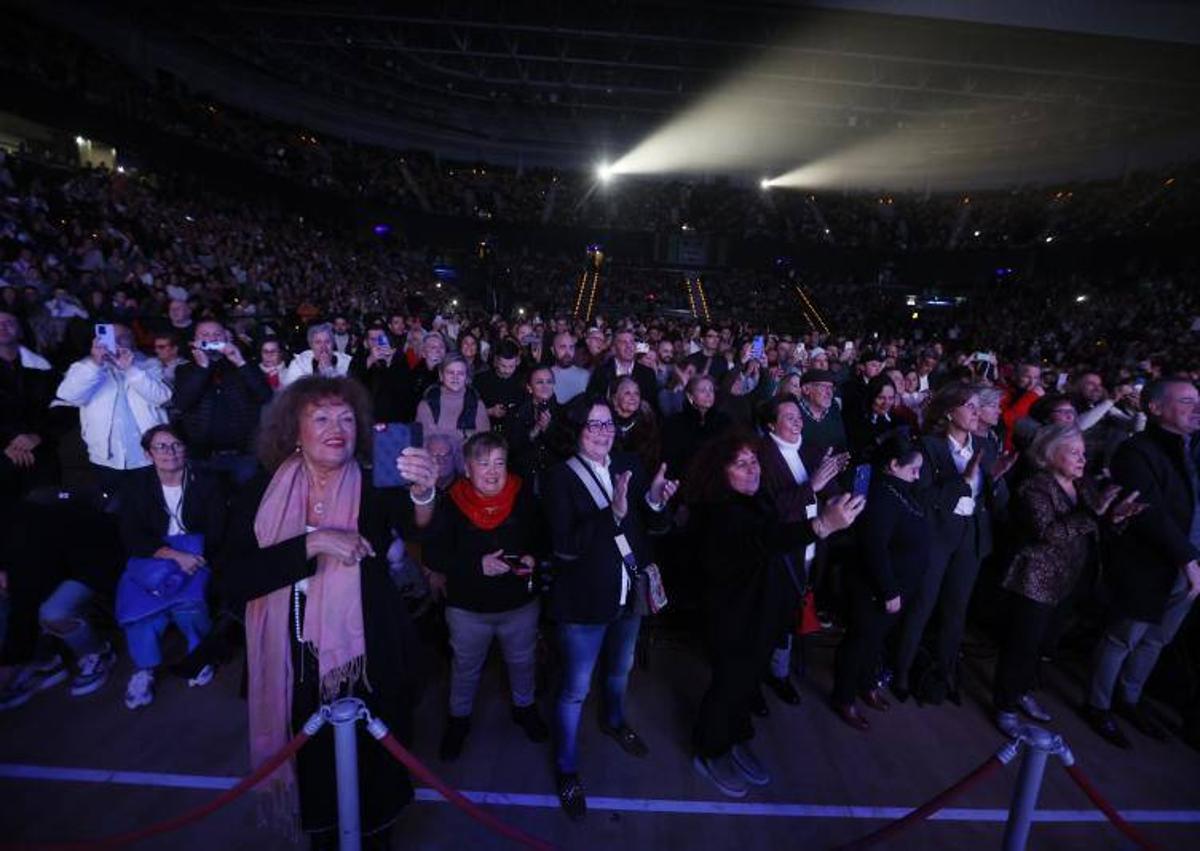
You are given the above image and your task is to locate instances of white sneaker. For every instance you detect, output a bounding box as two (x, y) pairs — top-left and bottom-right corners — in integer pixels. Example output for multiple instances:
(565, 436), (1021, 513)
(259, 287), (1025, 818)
(187, 664), (215, 688)
(731, 743), (771, 786)
(693, 754), (749, 799)
(996, 711), (1021, 738)
(1018, 693), (1052, 723)
(124, 669), (156, 709)
(70, 644), (116, 696)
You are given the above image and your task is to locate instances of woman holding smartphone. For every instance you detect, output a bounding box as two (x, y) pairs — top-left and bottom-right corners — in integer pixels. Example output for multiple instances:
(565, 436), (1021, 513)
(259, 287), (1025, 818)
(423, 431), (549, 761)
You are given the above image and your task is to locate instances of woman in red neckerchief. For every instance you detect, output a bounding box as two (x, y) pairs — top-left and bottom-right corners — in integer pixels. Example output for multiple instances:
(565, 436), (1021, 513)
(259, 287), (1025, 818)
(423, 431), (550, 761)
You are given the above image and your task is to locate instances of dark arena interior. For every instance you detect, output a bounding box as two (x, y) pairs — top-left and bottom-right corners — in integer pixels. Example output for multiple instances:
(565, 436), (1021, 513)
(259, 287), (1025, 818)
(3, 1), (1200, 849)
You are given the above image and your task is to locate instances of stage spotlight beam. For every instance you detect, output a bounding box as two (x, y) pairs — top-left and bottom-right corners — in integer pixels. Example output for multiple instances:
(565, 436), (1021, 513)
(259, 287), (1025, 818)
(596, 162), (615, 183)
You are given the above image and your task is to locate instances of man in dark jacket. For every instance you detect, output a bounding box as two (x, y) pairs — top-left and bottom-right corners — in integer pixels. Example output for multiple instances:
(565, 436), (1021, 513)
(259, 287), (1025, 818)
(474, 341), (526, 434)
(587, 329), (659, 412)
(350, 329), (417, 422)
(171, 320), (272, 485)
(1085, 378), (1200, 748)
(0, 310), (58, 511)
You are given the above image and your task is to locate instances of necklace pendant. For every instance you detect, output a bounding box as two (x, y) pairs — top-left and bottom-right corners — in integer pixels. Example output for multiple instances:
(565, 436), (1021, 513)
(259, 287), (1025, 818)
(314, 501), (325, 515)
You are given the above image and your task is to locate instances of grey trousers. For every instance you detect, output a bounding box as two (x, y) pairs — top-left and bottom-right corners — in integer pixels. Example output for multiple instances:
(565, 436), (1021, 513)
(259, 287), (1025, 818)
(445, 598), (540, 718)
(1089, 573), (1195, 710)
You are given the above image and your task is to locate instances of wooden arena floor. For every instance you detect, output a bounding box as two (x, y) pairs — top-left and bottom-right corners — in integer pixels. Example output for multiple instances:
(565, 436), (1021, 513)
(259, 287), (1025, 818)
(2, 623), (1199, 851)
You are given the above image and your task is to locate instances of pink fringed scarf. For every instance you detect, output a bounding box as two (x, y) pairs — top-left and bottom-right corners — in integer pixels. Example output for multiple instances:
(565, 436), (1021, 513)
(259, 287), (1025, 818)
(246, 453), (368, 833)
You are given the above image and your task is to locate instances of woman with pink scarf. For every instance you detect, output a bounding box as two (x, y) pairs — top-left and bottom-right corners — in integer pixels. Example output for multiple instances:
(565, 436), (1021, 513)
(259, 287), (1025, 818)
(221, 376), (437, 849)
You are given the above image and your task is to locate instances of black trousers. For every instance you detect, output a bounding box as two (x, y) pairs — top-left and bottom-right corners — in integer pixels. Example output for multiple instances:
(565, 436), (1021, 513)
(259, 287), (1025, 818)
(992, 592), (1071, 712)
(694, 634), (769, 758)
(832, 580), (900, 706)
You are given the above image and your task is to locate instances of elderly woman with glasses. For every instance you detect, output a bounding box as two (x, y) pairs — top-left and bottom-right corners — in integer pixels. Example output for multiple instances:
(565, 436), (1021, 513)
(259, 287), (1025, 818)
(281, 323), (352, 386)
(115, 425), (227, 709)
(542, 393), (679, 821)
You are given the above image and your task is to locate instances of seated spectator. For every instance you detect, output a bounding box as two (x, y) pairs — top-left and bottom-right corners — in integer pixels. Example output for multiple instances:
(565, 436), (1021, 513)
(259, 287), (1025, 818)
(832, 431), (929, 731)
(687, 432), (862, 795)
(281, 322), (352, 386)
(331, 315), (355, 354)
(55, 323), (172, 497)
(993, 424), (1142, 736)
(115, 425), (227, 709)
(415, 354), (490, 457)
(424, 432), (548, 761)
(172, 320), (272, 486)
(0, 488), (124, 710)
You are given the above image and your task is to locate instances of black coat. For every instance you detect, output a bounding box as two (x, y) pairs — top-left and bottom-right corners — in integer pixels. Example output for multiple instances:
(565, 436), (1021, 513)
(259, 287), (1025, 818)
(219, 473), (420, 832)
(507, 398), (560, 492)
(661, 403), (732, 480)
(1107, 424), (1200, 621)
(587, 360), (660, 413)
(543, 452), (669, 623)
(172, 360), (272, 456)
(423, 480), (545, 613)
(855, 476), (931, 601)
(350, 355), (417, 423)
(117, 465), (227, 559)
(691, 493), (813, 656)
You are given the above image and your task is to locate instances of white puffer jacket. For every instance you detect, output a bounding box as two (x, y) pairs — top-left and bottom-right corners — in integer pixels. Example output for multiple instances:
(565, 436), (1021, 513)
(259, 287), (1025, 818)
(280, 349), (353, 387)
(55, 356), (172, 469)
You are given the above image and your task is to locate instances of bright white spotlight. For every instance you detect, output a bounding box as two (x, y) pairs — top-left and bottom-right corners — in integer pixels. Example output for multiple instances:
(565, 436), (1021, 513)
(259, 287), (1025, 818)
(596, 162), (614, 183)
(760, 178), (772, 190)
(75, 136), (86, 146)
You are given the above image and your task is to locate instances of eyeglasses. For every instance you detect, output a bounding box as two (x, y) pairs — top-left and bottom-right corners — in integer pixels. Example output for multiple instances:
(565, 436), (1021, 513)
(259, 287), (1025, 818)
(149, 442), (186, 454)
(585, 420), (617, 434)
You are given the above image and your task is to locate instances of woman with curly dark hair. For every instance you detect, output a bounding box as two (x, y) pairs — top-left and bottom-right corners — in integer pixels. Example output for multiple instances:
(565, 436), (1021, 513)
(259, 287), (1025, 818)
(686, 432), (863, 799)
(220, 376), (439, 849)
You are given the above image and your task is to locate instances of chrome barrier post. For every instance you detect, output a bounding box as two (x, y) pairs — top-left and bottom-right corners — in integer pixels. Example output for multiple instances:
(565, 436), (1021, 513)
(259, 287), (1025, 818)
(329, 697), (366, 851)
(1001, 725), (1066, 851)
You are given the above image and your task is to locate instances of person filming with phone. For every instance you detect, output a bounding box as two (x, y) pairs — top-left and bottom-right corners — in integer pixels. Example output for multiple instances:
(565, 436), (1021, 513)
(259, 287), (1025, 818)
(423, 432), (549, 762)
(55, 322), (172, 497)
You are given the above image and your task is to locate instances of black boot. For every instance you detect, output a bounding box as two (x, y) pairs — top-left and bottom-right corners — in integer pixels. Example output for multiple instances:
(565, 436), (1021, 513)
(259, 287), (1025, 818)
(439, 715), (471, 761)
(512, 704), (550, 743)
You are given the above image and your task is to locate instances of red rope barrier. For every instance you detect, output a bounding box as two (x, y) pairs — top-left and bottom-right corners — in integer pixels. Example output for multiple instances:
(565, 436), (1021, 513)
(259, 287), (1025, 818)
(1062, 764), (1163, 851)
(1, 731), (312, 851)
(832, 755), (1006, 851)
(374, 731), (557, 851)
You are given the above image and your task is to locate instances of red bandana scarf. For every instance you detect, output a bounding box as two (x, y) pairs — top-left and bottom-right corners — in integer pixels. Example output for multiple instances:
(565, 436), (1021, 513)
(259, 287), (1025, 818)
(449, 474), (523, 530)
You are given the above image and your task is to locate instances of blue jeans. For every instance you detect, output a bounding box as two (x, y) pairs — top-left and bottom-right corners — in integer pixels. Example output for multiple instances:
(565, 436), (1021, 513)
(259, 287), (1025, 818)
(123, 603), (212, 669)
(554, 607), (642, 774)
(39, 579), (104, 659)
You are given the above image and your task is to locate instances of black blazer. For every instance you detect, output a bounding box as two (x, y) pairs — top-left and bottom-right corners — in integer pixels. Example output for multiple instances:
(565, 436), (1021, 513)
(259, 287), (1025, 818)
(1107, 424), (1200, 621)
(856, 476), (931, 601)
(543, 451), (669, 624)
(117, 465), (227, 559)
(587, 361), (660, 413)
(916, 433), (1008, 562)
(350, 355), (417, 423)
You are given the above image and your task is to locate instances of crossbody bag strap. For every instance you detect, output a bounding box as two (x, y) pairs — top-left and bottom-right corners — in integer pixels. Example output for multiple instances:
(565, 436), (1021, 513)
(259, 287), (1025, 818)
(566, 455), (611, 510)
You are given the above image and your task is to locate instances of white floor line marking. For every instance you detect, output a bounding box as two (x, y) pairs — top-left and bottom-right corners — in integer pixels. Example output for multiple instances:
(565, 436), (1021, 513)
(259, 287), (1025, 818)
(3, 763), (1200, 824)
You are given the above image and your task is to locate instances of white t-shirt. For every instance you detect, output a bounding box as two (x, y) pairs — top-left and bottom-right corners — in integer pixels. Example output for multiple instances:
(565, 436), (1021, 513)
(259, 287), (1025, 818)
(161, 484), (185, 536)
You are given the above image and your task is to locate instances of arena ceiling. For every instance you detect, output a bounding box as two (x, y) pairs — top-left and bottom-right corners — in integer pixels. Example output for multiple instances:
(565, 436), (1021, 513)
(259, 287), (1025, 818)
(23, 0), (1200, 186)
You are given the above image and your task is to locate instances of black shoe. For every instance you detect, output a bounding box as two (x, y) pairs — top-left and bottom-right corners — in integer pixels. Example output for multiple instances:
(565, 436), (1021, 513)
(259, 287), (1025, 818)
(512, 704), (549, 743)
(438, 715), (471, 761)
(749, 688), (770, 717)
(556, 771), (587, 821)
(1119, 702), (1170, 742)
(1083, 706), (1132, 750)
(765, 676), (802, 706)
(599, 723), (649, 757)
